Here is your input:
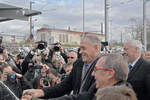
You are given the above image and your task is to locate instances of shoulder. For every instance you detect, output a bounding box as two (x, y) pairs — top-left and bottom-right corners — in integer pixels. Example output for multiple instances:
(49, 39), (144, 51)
(140, 57), (150, 67)
(73, 57), (84, 67)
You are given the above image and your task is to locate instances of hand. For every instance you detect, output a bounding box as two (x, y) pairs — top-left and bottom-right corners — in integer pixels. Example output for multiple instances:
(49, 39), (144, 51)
(23, 89), (45, 98)
(59, 46), (64, 54)
(3, 49), (9, 59)
(15, 72), (22, 78)
(21, 94), (32, 100)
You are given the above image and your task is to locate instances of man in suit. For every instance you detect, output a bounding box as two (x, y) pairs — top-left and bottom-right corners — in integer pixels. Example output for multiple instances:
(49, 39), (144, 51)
(21, 35), (101, 100)
(123, 40), (150, 100)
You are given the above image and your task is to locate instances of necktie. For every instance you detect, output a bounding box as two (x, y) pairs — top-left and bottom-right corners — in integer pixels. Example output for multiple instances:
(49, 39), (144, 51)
(129, 64), (132, 71)
(81, 63), (89, 81)
(85, 63), (89, 73)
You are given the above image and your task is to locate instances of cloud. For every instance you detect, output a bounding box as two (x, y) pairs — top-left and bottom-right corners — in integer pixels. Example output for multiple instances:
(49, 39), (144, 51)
(0, 0), (150, 42)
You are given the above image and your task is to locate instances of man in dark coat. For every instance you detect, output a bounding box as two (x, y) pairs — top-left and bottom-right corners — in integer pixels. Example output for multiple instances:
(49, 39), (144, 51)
(22, 35), (101, 100)
(0, 64), (32, 99)
(124, 40), (150, 100)
(0, 81), (19, 100)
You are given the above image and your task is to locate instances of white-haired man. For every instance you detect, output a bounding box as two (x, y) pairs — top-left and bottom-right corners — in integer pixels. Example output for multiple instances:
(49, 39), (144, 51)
(123, 40), (150, 100)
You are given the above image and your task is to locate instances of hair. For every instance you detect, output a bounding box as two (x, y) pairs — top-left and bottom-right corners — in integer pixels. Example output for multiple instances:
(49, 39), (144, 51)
(101, 53), (129, 81)
(96, 85), (137, 100)
(128, 40), (143, 53)
(82, 35), (102, 51)
(67, 50), (77, 57)
(0, 64), (10, 73)
(63, 62), (73, 69)
(82, 35), (101, 45)
(68, 50), (77, 54)
(48, 68), (60, 77)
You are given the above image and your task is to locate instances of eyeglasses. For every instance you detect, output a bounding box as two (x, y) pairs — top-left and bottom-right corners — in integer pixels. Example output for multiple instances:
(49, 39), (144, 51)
(67, 57), (74, 59)
(94, 66), (114, 72)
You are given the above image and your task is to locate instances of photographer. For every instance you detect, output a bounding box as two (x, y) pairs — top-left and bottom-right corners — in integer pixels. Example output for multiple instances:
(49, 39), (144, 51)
(15, 52), (25, 73)
(0, 36), (16, 67)
(46, 43), (68, 69)
(32, 64), (51, 89)
(47, 68), (61, 86)
(0, 64), (32, 99)
(21, 41), (42, 75)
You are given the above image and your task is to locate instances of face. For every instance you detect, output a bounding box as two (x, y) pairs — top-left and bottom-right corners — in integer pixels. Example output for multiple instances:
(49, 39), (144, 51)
(48, 73), (58, 83)
(56, 60), (64, 68)
(1, 66), (13, 81)
(52, 53), (56, 62)
(67, 52), (77, 63)
(41, 64), (49, 76)
(65, 65), (73, 75)
(123, 41), (137, 63)
(80, 38), (98, 64)
(92, 56), (108, 89)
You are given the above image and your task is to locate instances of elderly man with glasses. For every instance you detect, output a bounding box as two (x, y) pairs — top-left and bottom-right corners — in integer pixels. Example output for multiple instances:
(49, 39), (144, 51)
(92, 53), (133, 100)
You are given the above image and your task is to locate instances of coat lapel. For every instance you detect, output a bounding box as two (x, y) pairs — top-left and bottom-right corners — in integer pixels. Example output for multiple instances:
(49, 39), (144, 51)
(79, 56), (100, 93)
(128, 57), (144, 80)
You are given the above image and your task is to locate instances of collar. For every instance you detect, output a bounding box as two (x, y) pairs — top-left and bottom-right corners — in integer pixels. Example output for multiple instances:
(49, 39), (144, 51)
(130, 56), (140, 67)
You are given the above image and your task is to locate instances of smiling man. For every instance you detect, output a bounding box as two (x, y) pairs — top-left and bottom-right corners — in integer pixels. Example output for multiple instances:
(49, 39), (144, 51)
(22, 35), (101, 100)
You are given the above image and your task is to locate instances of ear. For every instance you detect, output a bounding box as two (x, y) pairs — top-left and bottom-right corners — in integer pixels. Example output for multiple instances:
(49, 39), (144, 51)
(106, 68), (115, 79)
(135, 46), (139, 52)
(94, 44), (99, 51)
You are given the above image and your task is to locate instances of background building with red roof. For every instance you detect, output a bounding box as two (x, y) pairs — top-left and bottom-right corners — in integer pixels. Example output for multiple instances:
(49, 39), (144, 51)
(36, 28), (104, 46)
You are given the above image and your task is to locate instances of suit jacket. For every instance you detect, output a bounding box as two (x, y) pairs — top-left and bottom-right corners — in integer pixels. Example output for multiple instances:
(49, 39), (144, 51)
(42, 57), (84, 99)
(42, 56), (100, 100)
(127, 57), (150, 100)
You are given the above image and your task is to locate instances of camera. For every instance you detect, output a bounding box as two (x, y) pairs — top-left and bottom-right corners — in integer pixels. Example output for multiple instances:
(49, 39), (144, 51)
(43, 76), (52, 86)
(7, 73), (16, 82)
(61, 74), (69, 81)
(17, 52), (25, 59)
(36, 41), (47, 50)
(29, 60), (42, 68)
(0, 36), (3, 45)
(53, 42), (61, 51)
(101, 42), (108, 46)
(0, 46), (4, 54)
(0, 36), (4, 54)
(9, 73), (16, 79)
(101, 42), (108, 51)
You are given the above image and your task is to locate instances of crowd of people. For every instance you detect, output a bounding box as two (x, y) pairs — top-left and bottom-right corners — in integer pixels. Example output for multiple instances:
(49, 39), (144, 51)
(0, 41), (78, 100)
(0, 35), (150, 100)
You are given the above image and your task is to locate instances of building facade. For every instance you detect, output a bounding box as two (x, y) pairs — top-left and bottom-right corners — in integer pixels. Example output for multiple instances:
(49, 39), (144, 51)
(0, 33), (26, 44)
(36, 28), (104, 46)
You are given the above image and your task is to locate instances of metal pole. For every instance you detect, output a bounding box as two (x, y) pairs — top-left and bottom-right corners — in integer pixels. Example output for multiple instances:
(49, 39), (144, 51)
(105, 0), (109, 42)
(30, 1), (33, 41)
(82, 0), (85, 37)
(101, 23), (103, 34)
(143, 0), (147, 51)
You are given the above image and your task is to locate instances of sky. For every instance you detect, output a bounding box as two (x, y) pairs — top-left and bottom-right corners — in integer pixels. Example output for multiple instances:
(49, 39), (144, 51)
(0, 0), (150, 42)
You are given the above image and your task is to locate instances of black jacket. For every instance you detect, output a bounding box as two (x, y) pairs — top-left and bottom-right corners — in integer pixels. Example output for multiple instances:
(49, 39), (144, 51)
(21, 50), (35, 75)
(4, 76), (33, 98)
(42, 56), (100, 100)
(42, 58), (84, 99)
(127, 57), (150, 100)
(0, 81), (19, 100)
